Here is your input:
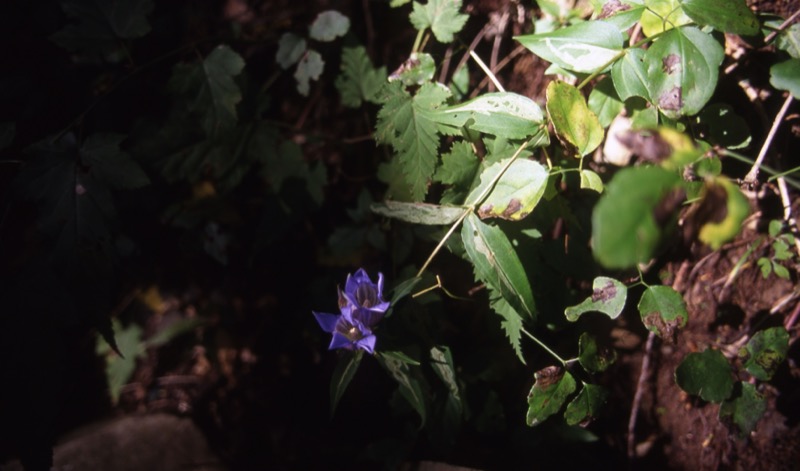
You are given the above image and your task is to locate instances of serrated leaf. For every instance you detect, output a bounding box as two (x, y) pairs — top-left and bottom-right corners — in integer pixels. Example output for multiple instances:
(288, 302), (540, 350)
(330, 350), (364, 416)
(680, 0), (759, 35)
(168, 45), (245, 137)
(547, 81), (605, 157)
(335, 46), (387, 107)
(487, 284), (525, 363)
(462, 213), (536, 320)
(696, 178), (749, 250)
(97, 320), (146, 404)
(719, 382), (766, 437)
(675, 348), (734, 403)
(309, 10), (350, 42)
(640, 0), (691, 37)
(276, 33), (306, 69)
(743, 327), (789, 381)
(376, 81), (452, 200)
(51, 0), (154, 53)
(644, 26), (724, 118)
(390, 52), (437, 86)
(434, 92), (548, 140)
(430, 346), (462, 412)
(80, 134), (150, 189)
(465, 158), (549, 221)
(434, 140), (479, 186)
(516, 21), (624, 74)
(371, 200), (466, 225)
(592, 165), (684, 268)
(564, 383), (609, 426)
(565, 276), (627, 321)
(578, 332), (617, 373)
(526, 366), (576, 426)
(409, 0), (468, 43)
(588, 76), (624, 128)
(770, 59), (800, 99)
(579, 169), (604, 193)
(612, 48), (649, 100)
(294, 49), (325, 96)
(378, 353), (428, 425)
(638, 285), (688, 339)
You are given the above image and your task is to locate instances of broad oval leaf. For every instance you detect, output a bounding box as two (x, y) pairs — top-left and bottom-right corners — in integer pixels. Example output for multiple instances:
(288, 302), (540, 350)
(770, 59), (800, 99)
(696, 178), (749, 250)
(696, 103), (751, 149)
(564, 383), (609, 426)
(644, 26), (724, 118)
(675, 348), (734, 403)
(309, 10), (350, 42)
(578, 332), (617, 373)
(526, 366), (577, 427)
(579, 169), (604, 193)
(612, 48), (649, 101)
(719, 382), (767, 437)
(371, 200), (466, 225)
(592, 166), (684, 268)
(638, 285), (688, 339)
(330, 350), (364, 416)
(466, 158), (549, 221)
(680, 0), (759, 35)
(640, 0), (692, 37)
(546, 81), (605, 157)
(742, 326), (789, 381)
(565, 276), (627, 321)
(587, 76), (624, 128)
(516, 21), (624, 74)
(461, 213), (536, 320)
(435, 92), (547, 140)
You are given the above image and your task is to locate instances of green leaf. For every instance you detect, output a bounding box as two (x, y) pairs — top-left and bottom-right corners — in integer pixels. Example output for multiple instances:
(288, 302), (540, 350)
(168, 45), (245, 137)
(81, 134), (150, 189)
(409, 0), (468, 43)
(612, 48), (649, 100)
(276, 33), (307, 69)
(335, 46), (388, 107)
(390, 52), (437, 86)
(547, 81), (604, 157)
(770, 59), (800, 99)
(487, 283), (526, 363)
(434, 140), (479, 186)
(330, 350), (364, 416)
(96, 320), (146, 404)
(377, 353), (428, 425)
(381, 350), (421, 365)
(757, 257), (772, 278)
(376, 81), (452, 200)
(719, 382), (766, 437)
(579, 169), (604, 193)
(592, 165), (684, 268)
(434, 92), (548, 140)
(565, 276), (628, 321)
(742, 327), (789, 381)
(430, 346), (462, 411)
(462, 213), (536, 320)
(309, 10), (351, 42)
(696, 103), (751, 149)
(526, 367), (577, 427)
(638, 285), (688, 339)
(644, 26), (724, 118)
(390, 277), (423, 306)
(675, 348), (734, 403)
(564, 383), (609, 426)
(294, 49), (325, 96)
(640, 0), (691, 37)
(371, 200), (466, 225)
(598, 2), (646, 31)
(391, 0), (412, 5)
(588, 76), (624, 128)
(774, 23), (800, 58)
(697, 178), (749, 250)
(51, 0), (154, 52)
(578, 332), (617, 373)
(516, 21), (624, 74)
(465, 158), (549, 221)
(680, 0), (759, 35)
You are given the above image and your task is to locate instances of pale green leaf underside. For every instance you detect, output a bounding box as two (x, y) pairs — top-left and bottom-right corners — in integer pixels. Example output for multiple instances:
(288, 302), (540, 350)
(516, 21), (624, 73)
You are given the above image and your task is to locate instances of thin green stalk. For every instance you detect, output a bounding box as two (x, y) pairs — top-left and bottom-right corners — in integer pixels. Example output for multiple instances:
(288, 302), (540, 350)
(411, 29), (425, 54)
(521, 327), (567, 367)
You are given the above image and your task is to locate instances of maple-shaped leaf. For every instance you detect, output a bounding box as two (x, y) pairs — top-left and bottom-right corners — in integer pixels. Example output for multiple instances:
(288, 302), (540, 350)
(51, 0), (154, 53)
(81, 134), (150, 189)
(410, 0), (468, 43)
(375, 81), (452, 200)
(168, 45), (245, 137)
(335, 46), (388, 108)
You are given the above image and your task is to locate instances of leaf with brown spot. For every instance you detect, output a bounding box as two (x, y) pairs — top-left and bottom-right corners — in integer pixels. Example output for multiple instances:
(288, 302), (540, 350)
(638, 285), (687, 340)
(526, 367), (576, 427)
(565, 276), (627, 321)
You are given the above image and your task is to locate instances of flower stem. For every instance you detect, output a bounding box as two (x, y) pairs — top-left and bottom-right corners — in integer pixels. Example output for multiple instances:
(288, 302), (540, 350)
(521, 327), (568, 367)
(411, 29), (425, 54)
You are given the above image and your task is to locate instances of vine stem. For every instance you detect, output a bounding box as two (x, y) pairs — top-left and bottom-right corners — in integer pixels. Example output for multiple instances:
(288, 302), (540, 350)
(411, 29), (425, 54)
(521, 327), (567, 367)
(744, 94), (794, 184)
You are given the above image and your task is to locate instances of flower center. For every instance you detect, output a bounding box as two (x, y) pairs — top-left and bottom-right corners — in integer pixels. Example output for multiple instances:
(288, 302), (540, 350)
(336, 319), (364, 342)
(355, 283), (378, 308)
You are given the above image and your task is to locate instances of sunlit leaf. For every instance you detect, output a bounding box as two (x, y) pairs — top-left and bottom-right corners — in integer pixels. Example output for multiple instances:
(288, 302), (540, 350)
(578, 332), (617, 373)
(588, 76), (624, 128)
(371, 200), (466, 225)
(719, 382), (766, 436)
(598, 1), (645, 31)
(675, 348), (734, 403)
(774, 23), (800, 58)
(612, 48), (649, 101)
(770, 59), (800, 99)
(465, 158), (549, 221)
(309, 10), (350, 42)
(696, 178), (749, 250)
(681, 0), (759, 35)
(409, 0), (468, 43)
(579, 169), (604, 193)
(435, 92), (548, 140)
(565, 276), (627, 321)
(640, 0), (691, 37)
(330, 350), (364, 416)
(462, 213), (536, 320)
(516, 21), (624, 74)
(335, 46), (387, 107)
(564, 383), (609, 426)
(547, 81), (604, 157)
(742, 327), (789, 381)
(638, 285), (688, 339)
(526, 366), (576, 427)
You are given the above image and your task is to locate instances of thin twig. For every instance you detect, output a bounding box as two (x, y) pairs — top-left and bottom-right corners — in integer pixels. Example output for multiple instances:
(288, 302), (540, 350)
(470, 45), (525, 98)
(786, 300), (800, 331)
(628, 331), (656, 460)
(776, 176), (800, 256)
(744, 95), (794, 184)
(470, 50), (505, 92)
(453, 25), (490, 80)
(764, 9), (800, 45)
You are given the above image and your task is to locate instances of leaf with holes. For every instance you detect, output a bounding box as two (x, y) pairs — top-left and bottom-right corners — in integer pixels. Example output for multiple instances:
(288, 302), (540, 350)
(638, 285), (688, 340)
(675, 348), (734, 403)
(516, 21), (624, 74)
(547, 81), (604, 157)
(526, 367), (576, 427)
(565, 276), (627, 321)
(465, 158), (549, 221)
(434, 92), (548, 140)
(742, 327), (789, 381)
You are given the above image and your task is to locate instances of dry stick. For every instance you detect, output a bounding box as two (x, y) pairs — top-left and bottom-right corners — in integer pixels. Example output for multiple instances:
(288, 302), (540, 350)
(776, 176), (800, 256)
(488, 10), (510, 92)
(628, 331), (656, 460)
(764, 8), (800, 45)
(744, 94), (794, 184)
(439, 46), (454, 84)
(470, 45), (526, 98)
(470, 50), (505, 92)
(786, 300), (800, 331)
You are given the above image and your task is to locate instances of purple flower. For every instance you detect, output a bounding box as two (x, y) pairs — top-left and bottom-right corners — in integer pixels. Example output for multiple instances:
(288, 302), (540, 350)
(341, 268), (390, 316)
